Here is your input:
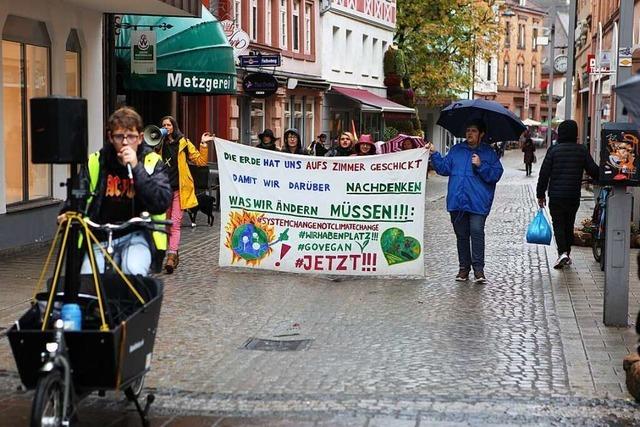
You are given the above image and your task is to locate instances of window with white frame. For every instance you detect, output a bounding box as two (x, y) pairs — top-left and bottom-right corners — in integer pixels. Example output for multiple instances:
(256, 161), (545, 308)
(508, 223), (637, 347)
(516, 63), (524, 87)
(503, 62), (509, 86)
(530, 65), (536, 88)
(304, 2), (312, 54)
(372, 38), (379, 78)
(250, 100), (265, 145)
(250, 0), (258, 41)
(517, 23), (525, 49)
(361, 34), (369, 76)
(266, 0), (272, 45)
(280, 0), (288, 49)
(532, 27), (538, 50)
(486, 60), (492, 81)
(292, 1), (300, 52)
(344, 29), (353, 73)
(234, 0), (242, 29)
(331, 26), (340, 72)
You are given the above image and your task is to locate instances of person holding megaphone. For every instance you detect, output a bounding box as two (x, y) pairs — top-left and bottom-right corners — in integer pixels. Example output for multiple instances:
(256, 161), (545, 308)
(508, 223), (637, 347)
(155, 116), (213, 273)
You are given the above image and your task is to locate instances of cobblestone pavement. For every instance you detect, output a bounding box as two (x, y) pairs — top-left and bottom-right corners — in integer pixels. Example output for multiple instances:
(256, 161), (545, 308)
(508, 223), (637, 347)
(1, 149), (640, 426)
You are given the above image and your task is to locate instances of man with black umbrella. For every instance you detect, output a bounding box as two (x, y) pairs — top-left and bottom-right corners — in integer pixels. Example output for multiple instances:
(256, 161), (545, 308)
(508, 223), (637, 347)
(536, 119), (599, 269)
(426, 119), (504, 283)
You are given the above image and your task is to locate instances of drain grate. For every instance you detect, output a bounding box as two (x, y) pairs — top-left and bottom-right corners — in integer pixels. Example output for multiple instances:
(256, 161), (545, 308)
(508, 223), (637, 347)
(243, 337), (313, 351)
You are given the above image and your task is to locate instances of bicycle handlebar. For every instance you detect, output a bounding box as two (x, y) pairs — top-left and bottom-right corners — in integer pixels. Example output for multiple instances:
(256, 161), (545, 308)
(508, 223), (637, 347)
(83, 212), (172, 233)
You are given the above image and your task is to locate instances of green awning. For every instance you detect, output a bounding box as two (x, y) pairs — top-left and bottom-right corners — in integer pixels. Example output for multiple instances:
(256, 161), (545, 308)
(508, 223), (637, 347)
(117, 5), (236, 94)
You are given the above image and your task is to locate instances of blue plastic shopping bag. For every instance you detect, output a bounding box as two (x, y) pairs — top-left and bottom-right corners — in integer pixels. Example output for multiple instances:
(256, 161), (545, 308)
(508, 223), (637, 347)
(526, 209), (552, 245)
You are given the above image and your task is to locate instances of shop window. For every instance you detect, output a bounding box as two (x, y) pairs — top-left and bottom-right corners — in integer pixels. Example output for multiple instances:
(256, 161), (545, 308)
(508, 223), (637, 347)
(250, 100), (265, 144)
(304, 101), (314, 147)
(2, 16), (51, 205)
(65, 29), (81, 97)
(293, 101), (303, 137)
(285, 99), (292, 128)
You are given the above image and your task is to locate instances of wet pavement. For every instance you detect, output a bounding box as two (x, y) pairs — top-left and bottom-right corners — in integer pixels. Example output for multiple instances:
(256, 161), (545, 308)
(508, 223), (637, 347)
(1, 149), (640, 426)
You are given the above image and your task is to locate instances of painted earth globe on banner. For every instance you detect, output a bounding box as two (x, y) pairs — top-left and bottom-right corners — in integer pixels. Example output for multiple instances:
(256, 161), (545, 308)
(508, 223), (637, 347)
(231, 223), (270, 260)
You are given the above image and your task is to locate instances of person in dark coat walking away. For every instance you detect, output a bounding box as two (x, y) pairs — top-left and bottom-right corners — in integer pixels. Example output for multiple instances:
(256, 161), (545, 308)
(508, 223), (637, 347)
(282, 128), (306, 155)
(536, 119), (599, 269)
(522, 137), (536, 176)
(256, 129), (280, 151)
(426, 119), (504, 283)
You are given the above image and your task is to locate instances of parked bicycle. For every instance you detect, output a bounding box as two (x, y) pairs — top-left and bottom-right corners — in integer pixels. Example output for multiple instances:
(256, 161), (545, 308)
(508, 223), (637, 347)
(591, 185), (612, 271)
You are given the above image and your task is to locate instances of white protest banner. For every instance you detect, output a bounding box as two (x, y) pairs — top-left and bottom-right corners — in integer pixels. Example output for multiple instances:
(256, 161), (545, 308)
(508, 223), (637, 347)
(131, 30), (156, 75)
(215, 138), (428, 276)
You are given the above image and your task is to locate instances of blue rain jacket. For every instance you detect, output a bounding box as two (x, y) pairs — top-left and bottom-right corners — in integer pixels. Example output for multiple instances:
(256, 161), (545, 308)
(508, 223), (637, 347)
(430, 141), (504, 215)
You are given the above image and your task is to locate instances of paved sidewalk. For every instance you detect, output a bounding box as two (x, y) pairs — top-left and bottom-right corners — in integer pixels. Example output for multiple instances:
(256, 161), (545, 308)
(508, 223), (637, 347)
(1, 149), (640, 426)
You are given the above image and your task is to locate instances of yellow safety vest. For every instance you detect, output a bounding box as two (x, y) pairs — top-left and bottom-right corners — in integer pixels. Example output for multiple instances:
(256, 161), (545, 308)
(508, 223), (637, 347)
(86, 151), (167, 251)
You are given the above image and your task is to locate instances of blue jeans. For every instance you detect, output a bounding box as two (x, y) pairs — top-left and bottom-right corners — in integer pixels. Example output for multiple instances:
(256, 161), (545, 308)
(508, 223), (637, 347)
(450, 211), (487, 273)
(80, 231), (151, 276)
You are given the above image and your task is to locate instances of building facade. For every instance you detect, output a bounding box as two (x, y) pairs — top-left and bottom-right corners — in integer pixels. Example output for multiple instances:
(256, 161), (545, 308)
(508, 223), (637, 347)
(320, 0), (412, 141)
(0, 0), (199, 251)
(571, 0), (640, 158)
(495, 0), (545, 121)
(215, 0), (326, 149)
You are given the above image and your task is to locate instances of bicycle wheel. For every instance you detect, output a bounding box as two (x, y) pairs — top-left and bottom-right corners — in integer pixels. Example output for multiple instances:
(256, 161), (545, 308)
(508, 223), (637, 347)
(30, 371), (64, 427)
(129, 375), (145, 399)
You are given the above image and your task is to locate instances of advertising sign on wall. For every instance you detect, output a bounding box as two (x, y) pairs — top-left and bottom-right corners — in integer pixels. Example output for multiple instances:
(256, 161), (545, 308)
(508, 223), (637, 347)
(600, 122), (640, 185)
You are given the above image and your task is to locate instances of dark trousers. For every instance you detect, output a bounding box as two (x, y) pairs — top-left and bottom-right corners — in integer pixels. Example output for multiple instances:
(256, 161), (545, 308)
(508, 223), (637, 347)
(450, 211), (487, 272)
(525, 162), (533, 176)
(549, 198), (580, 256)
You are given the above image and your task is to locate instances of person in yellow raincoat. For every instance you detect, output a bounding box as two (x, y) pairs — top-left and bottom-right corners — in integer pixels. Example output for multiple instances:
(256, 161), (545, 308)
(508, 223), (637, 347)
(158, 116), (213, 273)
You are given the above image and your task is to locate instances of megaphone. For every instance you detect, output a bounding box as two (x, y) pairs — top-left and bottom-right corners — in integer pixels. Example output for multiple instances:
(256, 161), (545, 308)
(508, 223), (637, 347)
(143, 125), (168, 147)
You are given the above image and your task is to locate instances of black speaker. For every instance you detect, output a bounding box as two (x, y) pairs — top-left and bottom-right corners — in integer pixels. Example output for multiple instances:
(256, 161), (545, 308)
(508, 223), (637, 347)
(30, 96), (88, 164)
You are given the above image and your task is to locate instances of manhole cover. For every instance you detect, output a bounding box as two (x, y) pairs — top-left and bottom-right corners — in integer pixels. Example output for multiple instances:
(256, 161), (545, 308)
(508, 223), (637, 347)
(243, 337), (313, 351)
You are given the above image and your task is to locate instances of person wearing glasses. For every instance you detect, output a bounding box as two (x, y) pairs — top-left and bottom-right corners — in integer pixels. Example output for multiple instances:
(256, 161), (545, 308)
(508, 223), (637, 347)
(325, 132), (356, 157)
(158, 115), (214, 273)
(59, 107), (172, 276)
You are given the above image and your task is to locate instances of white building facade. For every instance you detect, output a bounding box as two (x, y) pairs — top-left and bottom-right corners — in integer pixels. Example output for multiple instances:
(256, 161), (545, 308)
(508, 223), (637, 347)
(320, 0), (412, 141)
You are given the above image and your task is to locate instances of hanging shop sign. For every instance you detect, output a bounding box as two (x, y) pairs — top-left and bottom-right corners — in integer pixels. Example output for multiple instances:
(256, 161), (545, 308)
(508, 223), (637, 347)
(243, 72), (278, 98)
(131, 30), (156, 75)
(221, 20), (250, 58)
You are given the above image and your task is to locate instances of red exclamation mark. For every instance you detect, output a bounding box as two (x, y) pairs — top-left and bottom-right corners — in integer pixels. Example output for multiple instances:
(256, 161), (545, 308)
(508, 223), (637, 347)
(275, 244), (291, 267)
(361, 253), (370, 272)
(371, 253), (377, 271)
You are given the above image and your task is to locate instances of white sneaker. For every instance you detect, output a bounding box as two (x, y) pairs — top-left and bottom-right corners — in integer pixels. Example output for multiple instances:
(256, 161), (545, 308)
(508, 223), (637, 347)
(566, 256), (572, 266)
(553, 253), (569, 269)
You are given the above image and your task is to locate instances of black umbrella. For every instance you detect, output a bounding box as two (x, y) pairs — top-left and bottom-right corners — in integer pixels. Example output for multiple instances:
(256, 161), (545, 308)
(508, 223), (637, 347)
(437, 99), (526, 142)
(615, 74), (640, 121)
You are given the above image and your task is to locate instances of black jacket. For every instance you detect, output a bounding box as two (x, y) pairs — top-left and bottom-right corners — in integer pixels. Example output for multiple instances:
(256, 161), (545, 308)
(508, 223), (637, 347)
(536, 141), (599, 200)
